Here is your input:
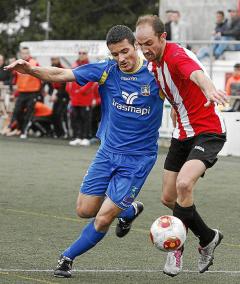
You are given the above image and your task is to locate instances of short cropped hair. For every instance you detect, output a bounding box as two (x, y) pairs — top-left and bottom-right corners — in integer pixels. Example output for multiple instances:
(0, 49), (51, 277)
(216, 11), (224, 17)
(136, 15), (165, 35)
(234, 63), (240, 69)
(106, 25), (135, 46)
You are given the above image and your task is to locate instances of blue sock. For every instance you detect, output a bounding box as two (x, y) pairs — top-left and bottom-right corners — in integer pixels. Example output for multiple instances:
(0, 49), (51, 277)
(118, 204), (135, 220)
(63, 220), (106, 260)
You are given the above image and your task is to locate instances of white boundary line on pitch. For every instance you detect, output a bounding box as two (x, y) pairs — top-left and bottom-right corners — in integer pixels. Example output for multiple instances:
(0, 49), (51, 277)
(0, 269), (240, 274)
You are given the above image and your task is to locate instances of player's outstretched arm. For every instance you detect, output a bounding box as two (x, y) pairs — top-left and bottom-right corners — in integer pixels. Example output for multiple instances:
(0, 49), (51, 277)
(190, 70), (228, 107)
(4, 59), (75, 82)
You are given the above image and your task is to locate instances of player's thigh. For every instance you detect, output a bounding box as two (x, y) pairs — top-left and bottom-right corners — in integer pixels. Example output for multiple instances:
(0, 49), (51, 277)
(164, 138), (191, 172)
(162, 169), (178, 202)
(80, 149), (112, 197)
(107, 154), (157, 210)
(176, 159), (206, 191)
(76, 192), (104, 218)
(95, 197), (123, 231)
(187, 133), (226, 169)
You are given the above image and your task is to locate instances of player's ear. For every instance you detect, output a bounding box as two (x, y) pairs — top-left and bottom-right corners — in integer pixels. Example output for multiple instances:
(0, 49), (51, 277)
(159, 32), (167, 40)
(134, 41), (138, 50)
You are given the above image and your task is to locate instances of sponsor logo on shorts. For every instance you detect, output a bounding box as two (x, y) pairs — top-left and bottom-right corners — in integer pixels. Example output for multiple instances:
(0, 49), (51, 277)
(194, 145), (205, 152)
(121, 196), (134, 206)
(120, 186), (138, 207)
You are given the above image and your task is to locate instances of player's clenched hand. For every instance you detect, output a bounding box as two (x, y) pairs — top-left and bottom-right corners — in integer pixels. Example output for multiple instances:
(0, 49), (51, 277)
(4, 59), (32, 74)
(204, 89), (229, 107)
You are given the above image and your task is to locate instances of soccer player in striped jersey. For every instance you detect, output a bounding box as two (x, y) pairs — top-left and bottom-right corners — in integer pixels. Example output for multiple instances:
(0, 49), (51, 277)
(136, 15), (228, 277)
(5, 25), (164, 278)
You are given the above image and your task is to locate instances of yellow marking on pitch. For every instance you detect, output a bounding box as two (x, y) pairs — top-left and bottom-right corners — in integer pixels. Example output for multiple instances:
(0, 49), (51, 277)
(3, 208), (148, 233)
(0, 271), (59, 284)
(2, 208), (240, 248)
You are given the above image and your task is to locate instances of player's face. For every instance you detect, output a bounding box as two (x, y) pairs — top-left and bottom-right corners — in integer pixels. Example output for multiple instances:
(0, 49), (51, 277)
(108, 39), (138, 72)
(136, 24), (166, 62)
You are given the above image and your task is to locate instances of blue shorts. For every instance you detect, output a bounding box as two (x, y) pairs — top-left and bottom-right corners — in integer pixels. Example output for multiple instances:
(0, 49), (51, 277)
(80, 148), (157, 210)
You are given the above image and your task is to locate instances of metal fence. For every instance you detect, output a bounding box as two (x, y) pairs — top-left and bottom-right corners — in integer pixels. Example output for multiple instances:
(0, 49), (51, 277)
(175, 39), (240, 78)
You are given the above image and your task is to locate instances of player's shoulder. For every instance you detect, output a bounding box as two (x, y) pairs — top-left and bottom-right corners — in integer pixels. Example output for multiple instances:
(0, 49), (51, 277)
(166, 42), (194, 59)
(97, 58), (118, 85)
(97, 58), (117, 69)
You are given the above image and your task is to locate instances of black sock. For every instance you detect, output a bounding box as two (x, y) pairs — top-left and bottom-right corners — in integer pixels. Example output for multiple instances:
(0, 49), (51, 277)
(173, 203), (215, 247)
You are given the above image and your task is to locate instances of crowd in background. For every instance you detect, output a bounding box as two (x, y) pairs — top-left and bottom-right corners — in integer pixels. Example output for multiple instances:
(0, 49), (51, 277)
(0, 47), (101, 146)
(164, 6), (240, 108)
(164, 6), (240, 59)
(1, 6), (240, 143)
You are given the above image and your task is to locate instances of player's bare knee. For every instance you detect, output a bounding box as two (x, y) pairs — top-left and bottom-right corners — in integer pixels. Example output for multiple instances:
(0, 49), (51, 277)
(176, 178), (193, 196)
(76, 206), (95, 218)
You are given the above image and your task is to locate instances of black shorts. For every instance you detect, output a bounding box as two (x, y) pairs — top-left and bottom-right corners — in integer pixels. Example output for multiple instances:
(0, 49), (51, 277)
(164, 133), (226, 172)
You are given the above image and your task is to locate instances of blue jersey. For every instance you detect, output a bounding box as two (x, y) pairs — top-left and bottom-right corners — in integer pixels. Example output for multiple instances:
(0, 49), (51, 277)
(73, 58), (164, 155)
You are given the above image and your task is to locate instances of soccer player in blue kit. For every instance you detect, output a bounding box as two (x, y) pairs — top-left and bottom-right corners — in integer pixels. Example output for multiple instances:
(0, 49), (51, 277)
(5, 25), (164, 278)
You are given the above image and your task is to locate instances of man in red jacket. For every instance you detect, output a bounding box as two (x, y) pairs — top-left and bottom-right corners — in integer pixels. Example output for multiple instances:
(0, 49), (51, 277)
(67, 80), (97, 146)
(67, 50), (95, 146)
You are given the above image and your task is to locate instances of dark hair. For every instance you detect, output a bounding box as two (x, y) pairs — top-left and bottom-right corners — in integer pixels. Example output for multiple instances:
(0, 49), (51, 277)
(21, 46), (29, 50)
(234, 63), (240, 69)
(136, 15), (165, 35)
(216, 11), (224, 17)
(106, 25), (135, 46)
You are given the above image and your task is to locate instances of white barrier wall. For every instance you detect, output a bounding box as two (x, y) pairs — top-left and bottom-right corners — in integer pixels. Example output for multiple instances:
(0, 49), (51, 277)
(219, 112), (240, 157)
(160, 103), (240, 157)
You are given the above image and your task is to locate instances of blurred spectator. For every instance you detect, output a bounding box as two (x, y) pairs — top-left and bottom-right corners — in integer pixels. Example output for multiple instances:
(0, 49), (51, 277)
(197, 11), (228, 61)
(9, 47), (42, 138)
(214, 7), (240, 59)
(72, 49), (89, 68)
(8, 56), (17, 86)
(30, 101), (53, 137)
(0, 54), (11, 121)
(214, 11), (229, 34)
(2, 101), (53, 137)
(0, 54), (11, 85)
(226, 63), (240, 96)
(170, 10), (192, 49)
(164, 10), (174, 40)
(50, 57), (69, 138)
(67, 50), (94, 146)
(67, 81), (97, 146)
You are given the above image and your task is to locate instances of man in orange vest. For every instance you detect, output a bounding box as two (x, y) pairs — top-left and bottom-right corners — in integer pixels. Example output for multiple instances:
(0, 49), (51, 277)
(10, 46), (42, 138)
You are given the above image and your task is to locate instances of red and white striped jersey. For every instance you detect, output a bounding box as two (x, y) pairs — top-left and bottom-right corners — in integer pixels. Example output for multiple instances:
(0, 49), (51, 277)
(148, 42), (225, 140)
